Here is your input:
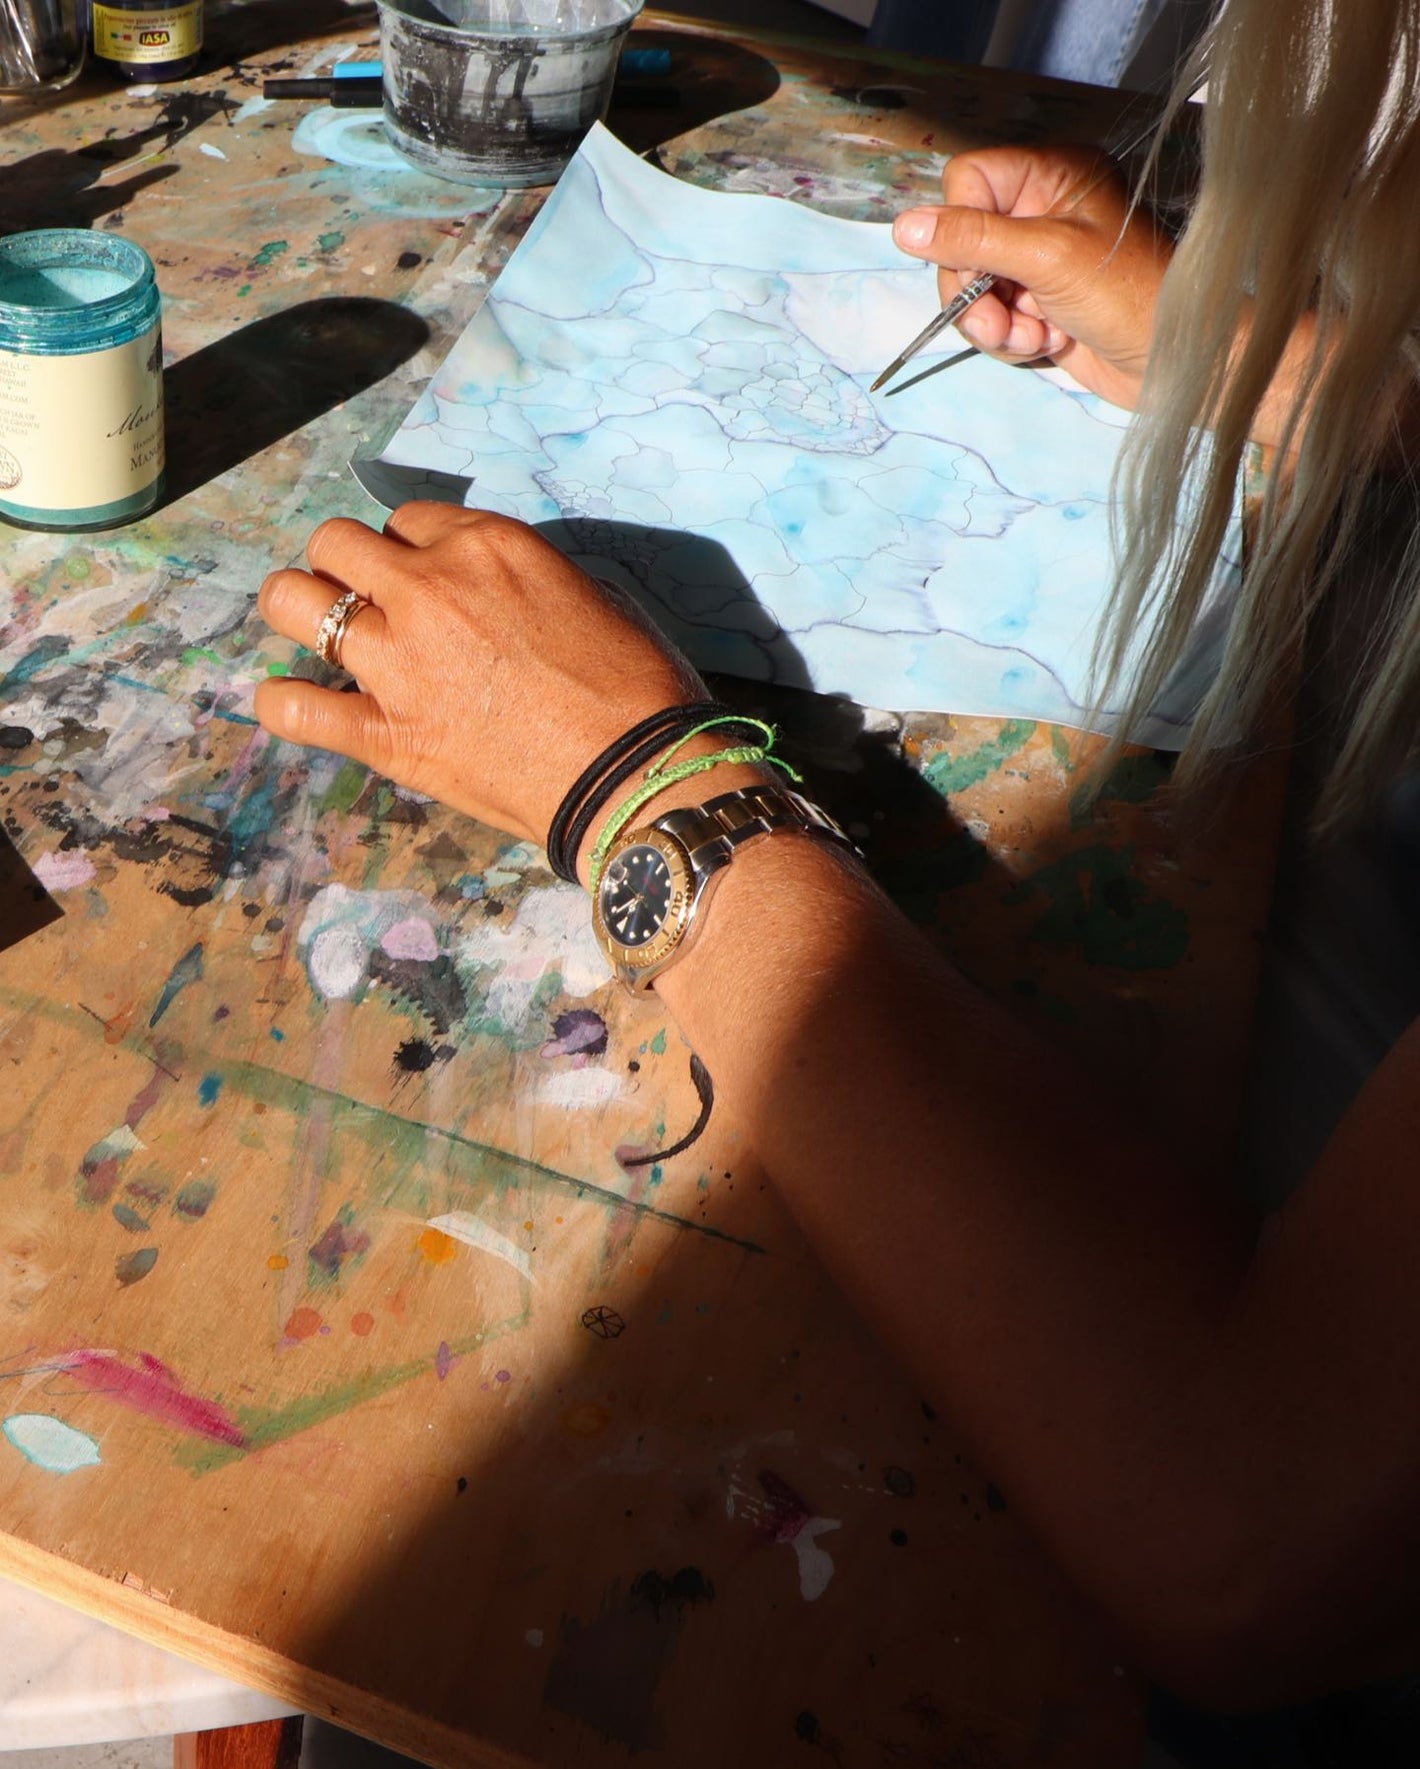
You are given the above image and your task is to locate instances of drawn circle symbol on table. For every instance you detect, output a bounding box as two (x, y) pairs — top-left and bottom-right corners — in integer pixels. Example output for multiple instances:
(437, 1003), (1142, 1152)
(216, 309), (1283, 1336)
(0, 446), (20, 490)
(580, 1304), (626, 1339)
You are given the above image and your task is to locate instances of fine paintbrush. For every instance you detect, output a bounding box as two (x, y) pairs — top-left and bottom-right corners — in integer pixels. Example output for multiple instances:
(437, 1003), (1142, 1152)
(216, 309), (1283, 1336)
(869, 111), (1162, 395)
(869, 271), (996, 393)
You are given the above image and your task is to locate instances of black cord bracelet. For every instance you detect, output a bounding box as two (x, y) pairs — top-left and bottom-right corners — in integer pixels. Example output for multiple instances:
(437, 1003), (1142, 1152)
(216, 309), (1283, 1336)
(556, 712), (769, 885)
(545, 700), (727, 883)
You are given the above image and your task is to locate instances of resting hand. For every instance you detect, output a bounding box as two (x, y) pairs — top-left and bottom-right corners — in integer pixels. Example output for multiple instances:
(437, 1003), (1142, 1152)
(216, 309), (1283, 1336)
(891, 145), (1173, 409)
(253, 505), (702, 848)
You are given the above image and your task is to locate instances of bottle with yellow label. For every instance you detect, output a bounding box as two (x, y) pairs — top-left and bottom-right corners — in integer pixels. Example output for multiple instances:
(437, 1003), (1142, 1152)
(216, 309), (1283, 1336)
(93, 0), (202, 81)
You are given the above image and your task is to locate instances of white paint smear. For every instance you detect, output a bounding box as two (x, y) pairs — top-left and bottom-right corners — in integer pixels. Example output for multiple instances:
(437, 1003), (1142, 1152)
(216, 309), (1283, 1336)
(528, 1067), (626, 1109)
(3, 1413), (102, 1475)
(792, 1516), (841, 1601)
(426, 1212), (534, 1281)
(307, 923), (368, 1000)
(34, 850), (95, 891)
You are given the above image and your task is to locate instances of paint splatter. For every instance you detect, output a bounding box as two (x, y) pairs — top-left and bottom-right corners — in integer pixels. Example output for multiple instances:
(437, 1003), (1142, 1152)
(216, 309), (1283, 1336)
(532, 1068), (627, 1108)
(417, 1226), (459, 1265)
(434, 1340), (453, 1380)
(308, 1211), (371, 1281)
(750, 1471), (842, 1601)
(306, 924), (367, 1000)
(620, 1054), (714, 1167)
(32, 1351), (245, 1446)
(545, 1566), (712, 1749)
(197, 1072), (222, 1106)
(381, 916), (439, 961)
(149, 941), (204, 1027)
(424, 1211), (533, 1280)
(33, 850), (95, 891)
(76, 1125), (144, 1208)
(393, 1037), (452, 1074)
(629, 1567), (713, 1617)
(541, 1009), (608, 1059)
(115, 1248), (158, 1286)
(924, 719), (1036, 797)
(351, 1312), (374, 1337)
(3, 1413), (101, 1474)
(249, 239), (288, 269)
(173, 1179), (216, 1220)
(283, 1307), (323, 1342)
(1006, 844), (1190, 969)
(455, 884), (608, 1032)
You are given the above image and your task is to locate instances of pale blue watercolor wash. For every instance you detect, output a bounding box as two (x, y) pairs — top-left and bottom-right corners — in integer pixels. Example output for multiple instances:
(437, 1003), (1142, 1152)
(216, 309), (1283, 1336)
(3, 1412), (102, 1474)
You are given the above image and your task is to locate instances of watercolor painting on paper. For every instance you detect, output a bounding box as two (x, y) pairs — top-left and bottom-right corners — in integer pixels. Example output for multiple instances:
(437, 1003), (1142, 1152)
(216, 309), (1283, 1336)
(357, 125), (1239, 747)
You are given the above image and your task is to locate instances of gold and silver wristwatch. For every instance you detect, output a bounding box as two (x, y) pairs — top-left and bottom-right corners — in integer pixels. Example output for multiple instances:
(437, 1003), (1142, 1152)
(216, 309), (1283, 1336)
(591, 782), (854, 993)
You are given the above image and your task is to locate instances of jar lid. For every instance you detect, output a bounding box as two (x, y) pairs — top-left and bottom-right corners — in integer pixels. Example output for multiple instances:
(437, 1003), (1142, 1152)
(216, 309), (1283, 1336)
(0, 230), (159, 356)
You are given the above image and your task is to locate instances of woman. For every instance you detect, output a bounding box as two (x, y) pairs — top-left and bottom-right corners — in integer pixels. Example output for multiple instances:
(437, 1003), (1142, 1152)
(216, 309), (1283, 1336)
(253, 0), (1420, 1713)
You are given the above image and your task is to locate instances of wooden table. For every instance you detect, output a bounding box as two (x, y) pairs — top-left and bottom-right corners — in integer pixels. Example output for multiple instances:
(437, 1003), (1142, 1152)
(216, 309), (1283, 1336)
(0, 10), (1280, 1767)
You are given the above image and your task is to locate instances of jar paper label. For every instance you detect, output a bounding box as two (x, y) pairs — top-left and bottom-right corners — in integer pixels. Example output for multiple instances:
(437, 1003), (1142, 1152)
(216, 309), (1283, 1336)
(0, 323), (164, 513)
(93, 3), (202, 62)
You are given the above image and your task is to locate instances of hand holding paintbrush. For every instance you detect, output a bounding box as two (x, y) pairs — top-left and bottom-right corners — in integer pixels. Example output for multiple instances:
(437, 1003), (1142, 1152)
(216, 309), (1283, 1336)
(874, 129), (1173, 402)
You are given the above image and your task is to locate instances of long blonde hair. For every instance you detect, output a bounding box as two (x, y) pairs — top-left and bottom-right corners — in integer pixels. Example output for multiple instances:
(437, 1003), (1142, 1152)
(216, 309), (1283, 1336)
(1099, 0), (1420, 829)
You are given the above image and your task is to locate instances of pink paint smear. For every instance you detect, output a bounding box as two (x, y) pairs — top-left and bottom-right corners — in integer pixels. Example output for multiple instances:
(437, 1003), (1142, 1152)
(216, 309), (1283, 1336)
(39, 1350), (247, 1447)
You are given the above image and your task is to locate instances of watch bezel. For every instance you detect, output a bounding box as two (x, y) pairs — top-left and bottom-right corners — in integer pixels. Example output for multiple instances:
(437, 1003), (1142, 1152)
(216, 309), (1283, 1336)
(591, 824), (697, 983)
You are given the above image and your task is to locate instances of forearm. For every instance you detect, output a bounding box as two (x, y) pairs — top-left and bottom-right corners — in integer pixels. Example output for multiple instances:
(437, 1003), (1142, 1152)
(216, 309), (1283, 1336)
(654, 833), (1259, 1652)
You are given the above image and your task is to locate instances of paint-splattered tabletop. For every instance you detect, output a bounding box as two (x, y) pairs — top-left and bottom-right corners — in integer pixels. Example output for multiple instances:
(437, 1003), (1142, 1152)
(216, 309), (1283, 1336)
(0, 9), (1280, 1767)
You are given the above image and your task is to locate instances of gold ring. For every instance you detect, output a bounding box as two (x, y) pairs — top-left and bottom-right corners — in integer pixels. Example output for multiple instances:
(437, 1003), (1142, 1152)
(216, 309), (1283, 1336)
(314, 589), (369, 670)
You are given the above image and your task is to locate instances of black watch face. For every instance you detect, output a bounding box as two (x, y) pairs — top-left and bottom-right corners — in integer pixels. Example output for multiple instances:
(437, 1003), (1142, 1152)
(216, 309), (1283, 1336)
(600, 844), (673, 949)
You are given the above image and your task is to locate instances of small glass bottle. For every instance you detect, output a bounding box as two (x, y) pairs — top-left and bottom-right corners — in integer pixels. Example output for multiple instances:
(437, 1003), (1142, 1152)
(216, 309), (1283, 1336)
(93, 0), (203, 82)
(0, 231), (165, 533)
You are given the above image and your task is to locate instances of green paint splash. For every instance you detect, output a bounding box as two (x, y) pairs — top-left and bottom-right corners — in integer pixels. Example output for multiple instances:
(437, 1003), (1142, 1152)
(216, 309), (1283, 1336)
(924, 720), (1035, 797)
(1006, 844), (1189, 970)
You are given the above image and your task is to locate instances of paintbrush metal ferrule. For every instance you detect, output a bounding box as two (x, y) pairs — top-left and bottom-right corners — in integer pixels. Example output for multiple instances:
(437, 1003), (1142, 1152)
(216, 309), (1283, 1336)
(869, 271), (997, 394)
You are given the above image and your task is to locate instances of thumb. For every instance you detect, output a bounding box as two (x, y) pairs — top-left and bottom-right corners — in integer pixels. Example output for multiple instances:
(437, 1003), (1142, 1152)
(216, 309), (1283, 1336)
(892, 204), (1064, 294)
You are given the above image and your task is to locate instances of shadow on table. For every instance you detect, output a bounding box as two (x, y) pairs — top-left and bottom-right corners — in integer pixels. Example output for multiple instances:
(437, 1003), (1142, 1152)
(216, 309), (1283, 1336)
(606, 26), (782, 156)
(265, 527), (1139, 1764)
(0, 820), (61, 954)
(160, 298), (430, 509)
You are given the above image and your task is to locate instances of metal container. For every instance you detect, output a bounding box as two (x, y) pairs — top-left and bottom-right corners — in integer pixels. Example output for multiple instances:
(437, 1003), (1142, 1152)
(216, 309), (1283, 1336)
(0, 231), (165, 532)
(379, 0), (642, 188)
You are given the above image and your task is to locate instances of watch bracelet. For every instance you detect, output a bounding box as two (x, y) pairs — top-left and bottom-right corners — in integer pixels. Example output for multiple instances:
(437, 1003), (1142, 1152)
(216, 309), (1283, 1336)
(654, 782), (857, 885)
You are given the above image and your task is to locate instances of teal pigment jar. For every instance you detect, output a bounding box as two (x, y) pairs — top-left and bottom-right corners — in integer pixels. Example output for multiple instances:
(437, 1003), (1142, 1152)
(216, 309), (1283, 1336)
(0, 230), (164, 530)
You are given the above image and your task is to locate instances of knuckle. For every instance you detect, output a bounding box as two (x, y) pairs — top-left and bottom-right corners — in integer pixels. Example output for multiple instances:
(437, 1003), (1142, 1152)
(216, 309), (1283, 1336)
(306, 516), (365, 573)
(257, 568), (302, 622)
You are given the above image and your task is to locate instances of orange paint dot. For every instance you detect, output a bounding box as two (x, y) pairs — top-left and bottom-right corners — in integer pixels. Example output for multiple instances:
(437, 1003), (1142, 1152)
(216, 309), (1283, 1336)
(267, 1254), (289, 1270)
(284, 1306), (323, 1340)
(562, 1402), (611, 1438)
(523, 1220), (534, 1232)
(418, 1228), (458, 1264)
(555, 1216), (563, 1225)
(350, 1312), (374, 1337)
(385, 1288), (408, 1318)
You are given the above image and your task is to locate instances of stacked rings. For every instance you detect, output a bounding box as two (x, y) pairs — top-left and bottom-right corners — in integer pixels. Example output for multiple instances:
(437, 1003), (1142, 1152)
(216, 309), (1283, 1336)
(314, 589), (370, 670)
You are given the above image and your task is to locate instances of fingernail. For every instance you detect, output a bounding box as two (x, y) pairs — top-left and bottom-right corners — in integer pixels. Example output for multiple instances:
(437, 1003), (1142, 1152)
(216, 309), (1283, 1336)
(893, 210), (935, 250)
